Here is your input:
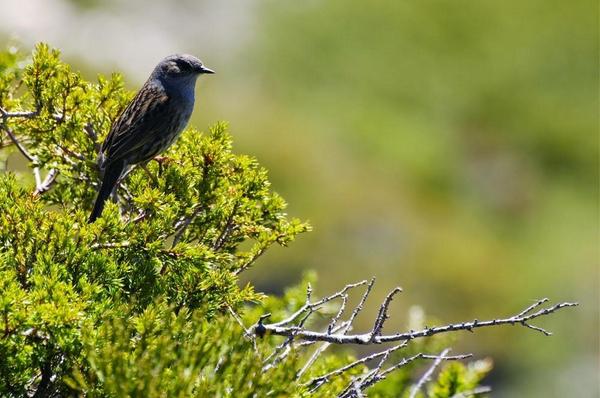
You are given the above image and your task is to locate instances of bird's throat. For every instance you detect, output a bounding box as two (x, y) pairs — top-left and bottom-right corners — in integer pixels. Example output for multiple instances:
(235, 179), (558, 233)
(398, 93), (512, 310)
(165, 75), (197, 104)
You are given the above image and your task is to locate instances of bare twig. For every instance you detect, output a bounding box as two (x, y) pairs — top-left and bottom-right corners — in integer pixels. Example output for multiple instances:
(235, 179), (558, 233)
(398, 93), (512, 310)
(271, 280), (369, 328)
(0, 106), (88, 197)
(370, 286), (402, 341)
(351, 379), (365, 398)
(261, 280), (369, 369)
(263, 303), (316, 371)
(328, 293), (349, 334)
(244, 279), (574, 396)
(344, 278), (376, 332)
(297, 294), (350, 378)
(306, 342), (408, 391)
(516, 298), (549, 317)
(377, 353), (471, 386)
(348, 346), (397, 395)
(409, 348), (450, 398)
(298, 279), (375, 377)
(450, 386), (493, 397)
(226, 304), (252, 338)
(1, 123), (61, 196)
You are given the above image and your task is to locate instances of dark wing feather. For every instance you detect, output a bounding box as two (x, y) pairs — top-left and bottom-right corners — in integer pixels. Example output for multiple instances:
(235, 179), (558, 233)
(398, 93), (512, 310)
(101, 81), (171, 165)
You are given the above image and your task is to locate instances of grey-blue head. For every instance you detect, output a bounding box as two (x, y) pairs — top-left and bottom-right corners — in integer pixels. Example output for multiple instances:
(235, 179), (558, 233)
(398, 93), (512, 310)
(156, 54), (214, 77)
(151, 54), (214, 93)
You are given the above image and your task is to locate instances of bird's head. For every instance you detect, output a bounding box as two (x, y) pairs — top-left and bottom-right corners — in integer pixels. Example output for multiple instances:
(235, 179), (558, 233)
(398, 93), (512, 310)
(154, 54), (214, 81)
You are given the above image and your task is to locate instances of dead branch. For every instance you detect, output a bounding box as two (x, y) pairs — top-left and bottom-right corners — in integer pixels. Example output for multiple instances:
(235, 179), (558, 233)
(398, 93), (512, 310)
(306, 342), (408, 391)
(242, 279), (576, 395)
(408, 348), (450, 398)
(370, 286), (402, 341)
(338, 352), (472, 398)
(253, 281), (577, 345)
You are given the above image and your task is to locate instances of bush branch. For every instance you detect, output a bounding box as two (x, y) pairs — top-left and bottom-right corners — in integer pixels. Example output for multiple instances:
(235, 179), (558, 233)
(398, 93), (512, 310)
(0, 124), (35, 162)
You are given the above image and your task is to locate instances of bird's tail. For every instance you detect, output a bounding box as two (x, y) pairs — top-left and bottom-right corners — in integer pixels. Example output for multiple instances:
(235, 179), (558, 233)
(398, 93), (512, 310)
(88, 161), (125, 223)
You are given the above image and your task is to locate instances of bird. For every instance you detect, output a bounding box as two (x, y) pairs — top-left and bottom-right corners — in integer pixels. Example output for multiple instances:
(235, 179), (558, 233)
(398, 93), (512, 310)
(88, 54), (214, 223)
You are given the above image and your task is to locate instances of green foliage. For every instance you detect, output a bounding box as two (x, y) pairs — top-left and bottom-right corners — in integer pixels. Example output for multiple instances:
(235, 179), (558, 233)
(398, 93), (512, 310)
(69, 300), (307, 397)
(429, 360), (492, 398)
(0, 44), (490, 397)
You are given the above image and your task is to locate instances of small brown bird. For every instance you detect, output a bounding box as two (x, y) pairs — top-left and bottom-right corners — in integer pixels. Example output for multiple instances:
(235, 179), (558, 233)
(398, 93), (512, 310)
(88, 54), (214, 223)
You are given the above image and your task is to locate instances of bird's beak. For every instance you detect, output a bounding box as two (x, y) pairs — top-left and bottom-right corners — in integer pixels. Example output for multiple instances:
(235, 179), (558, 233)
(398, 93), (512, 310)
(199, 65), (215, 74)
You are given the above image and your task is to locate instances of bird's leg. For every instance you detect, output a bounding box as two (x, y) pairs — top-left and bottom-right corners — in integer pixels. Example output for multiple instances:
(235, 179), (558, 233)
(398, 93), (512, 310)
(140, 163), (160, 187)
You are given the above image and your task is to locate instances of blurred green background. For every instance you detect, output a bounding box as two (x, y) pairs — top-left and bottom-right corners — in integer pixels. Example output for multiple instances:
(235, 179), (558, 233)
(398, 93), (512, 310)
(1, 0), (598, 396)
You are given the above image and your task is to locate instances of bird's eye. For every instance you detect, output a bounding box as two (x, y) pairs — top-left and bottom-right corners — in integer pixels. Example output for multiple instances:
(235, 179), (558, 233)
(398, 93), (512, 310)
(164, 61), (181, 74)
(180, 62), (193, 72)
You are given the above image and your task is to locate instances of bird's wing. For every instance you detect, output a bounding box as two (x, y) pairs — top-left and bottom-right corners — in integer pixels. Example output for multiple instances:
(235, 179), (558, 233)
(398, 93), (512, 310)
(101, 81), (171, 164)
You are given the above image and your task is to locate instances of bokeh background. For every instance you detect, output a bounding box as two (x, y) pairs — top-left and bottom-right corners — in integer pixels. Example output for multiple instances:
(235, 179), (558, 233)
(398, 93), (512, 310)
(1, 0), (598, 396)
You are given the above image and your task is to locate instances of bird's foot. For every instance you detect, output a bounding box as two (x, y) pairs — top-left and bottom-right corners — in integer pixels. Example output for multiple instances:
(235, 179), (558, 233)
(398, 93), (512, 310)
(153, 155), (174, 165)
